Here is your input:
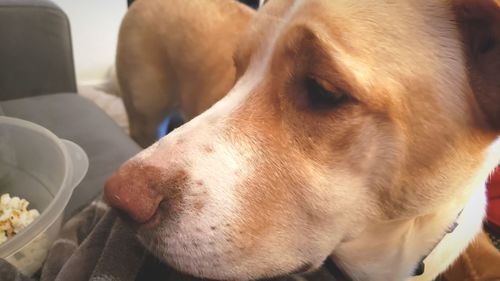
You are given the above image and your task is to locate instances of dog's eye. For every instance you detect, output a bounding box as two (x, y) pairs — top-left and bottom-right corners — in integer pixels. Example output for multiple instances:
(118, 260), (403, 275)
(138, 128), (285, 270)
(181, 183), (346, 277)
(305, 77), (348, 108)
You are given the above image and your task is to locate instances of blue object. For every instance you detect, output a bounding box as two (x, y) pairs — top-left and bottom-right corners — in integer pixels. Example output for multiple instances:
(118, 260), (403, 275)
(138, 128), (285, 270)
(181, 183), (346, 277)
(157, 109), (185, 139)
(239, 0), (260, 9)
(157, 116), (171, 139)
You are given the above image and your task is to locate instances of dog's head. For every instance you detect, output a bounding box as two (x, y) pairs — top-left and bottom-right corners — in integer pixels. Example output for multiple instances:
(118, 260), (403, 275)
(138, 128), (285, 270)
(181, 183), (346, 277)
(105, 0), (500, 280)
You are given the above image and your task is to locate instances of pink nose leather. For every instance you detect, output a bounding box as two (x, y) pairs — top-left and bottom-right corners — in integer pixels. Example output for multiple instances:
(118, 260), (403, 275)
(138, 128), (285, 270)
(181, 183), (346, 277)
(104, 164), (164, 224)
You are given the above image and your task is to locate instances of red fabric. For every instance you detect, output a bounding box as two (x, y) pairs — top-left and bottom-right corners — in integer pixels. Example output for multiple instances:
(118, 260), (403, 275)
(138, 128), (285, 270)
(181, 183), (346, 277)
(487, 166), (500, 228)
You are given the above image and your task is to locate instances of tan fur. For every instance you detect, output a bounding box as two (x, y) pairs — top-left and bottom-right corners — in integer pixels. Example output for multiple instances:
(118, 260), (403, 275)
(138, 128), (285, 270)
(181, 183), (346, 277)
(116, 0), (254, 147)
(110, 0), (500, 280)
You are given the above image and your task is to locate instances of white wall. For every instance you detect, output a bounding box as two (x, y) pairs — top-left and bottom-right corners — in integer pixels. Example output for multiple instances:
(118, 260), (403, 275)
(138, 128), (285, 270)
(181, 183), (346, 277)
(51, 0), (128, 86)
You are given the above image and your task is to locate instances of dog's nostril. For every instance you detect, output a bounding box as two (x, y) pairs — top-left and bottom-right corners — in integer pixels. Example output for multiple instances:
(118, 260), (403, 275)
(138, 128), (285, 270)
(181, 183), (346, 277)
(104, 165), (164, 224)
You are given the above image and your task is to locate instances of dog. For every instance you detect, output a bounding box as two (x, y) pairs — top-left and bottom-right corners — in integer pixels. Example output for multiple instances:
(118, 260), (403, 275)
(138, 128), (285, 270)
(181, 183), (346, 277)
(116, 0), (255, 147)
(108, 0), (500, 280)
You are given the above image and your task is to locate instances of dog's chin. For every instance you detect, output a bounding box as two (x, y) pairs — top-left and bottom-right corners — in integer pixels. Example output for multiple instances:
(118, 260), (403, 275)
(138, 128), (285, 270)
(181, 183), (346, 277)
(159, 260), (316, 281)
(136, 232), (319, 281)
(173, 265), (312, 281)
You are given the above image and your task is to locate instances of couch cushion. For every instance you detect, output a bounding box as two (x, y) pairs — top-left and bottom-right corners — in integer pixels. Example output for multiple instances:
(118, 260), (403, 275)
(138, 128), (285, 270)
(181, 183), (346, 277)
(0, 0), (77, 100)
(0, 93), (140, 217)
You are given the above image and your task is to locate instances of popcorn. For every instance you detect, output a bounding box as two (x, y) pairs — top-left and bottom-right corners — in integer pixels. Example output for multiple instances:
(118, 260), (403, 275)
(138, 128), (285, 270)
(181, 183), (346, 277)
(0, 231), (6, 244)
(0, 193), (40, 245)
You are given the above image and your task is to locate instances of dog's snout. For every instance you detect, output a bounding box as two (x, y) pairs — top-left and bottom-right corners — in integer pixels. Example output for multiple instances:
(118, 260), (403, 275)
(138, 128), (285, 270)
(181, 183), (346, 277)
(104, 163), (164, 223)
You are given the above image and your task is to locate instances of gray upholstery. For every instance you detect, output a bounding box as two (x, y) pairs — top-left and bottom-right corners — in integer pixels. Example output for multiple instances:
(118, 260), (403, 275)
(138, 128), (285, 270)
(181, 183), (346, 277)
(0, 0), (77, 100)
(0, 94), (141, 217)
(0, 0), (140, 217)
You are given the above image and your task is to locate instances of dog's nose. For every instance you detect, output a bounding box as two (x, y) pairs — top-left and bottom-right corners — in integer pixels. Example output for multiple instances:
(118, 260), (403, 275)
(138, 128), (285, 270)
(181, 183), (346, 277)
(104, 163), (164, 223)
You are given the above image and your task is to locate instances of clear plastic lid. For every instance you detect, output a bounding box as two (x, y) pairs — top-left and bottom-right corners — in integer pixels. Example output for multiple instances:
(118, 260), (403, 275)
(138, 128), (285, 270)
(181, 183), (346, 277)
(0, 116), (88, 258)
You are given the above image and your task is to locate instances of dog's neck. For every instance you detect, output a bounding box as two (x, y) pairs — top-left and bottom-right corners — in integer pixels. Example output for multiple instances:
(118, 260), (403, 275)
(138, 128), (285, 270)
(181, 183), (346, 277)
(331, 183), (486, 281)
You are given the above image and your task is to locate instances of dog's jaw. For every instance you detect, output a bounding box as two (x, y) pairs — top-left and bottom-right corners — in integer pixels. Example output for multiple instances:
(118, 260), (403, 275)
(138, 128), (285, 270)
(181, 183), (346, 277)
(332, 138), (500, 281)
(332, 184), (486, 281)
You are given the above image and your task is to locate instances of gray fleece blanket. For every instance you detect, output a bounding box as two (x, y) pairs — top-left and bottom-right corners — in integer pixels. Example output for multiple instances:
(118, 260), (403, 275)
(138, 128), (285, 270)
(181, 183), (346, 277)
(0, 199), (341, 281)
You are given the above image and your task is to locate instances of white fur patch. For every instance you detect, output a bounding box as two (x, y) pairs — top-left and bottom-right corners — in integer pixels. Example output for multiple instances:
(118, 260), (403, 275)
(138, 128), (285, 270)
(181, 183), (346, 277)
(132, 3), (314, 279)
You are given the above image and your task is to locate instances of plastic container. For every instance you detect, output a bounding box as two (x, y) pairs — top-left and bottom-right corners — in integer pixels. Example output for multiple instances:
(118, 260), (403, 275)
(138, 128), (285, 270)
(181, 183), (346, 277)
(0, 116), (88, 276)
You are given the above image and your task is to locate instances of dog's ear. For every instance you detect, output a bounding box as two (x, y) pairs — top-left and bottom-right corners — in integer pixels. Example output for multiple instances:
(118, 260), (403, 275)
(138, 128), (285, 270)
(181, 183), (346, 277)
(453, 0), (500, 131)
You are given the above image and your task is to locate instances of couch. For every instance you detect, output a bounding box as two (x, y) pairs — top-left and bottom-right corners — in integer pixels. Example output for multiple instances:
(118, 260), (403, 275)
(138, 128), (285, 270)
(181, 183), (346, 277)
(0, 0), (140, 217)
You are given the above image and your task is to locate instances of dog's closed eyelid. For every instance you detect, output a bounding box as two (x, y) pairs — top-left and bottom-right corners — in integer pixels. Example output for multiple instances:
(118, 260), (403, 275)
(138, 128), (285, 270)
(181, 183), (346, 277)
(309, 76), (339, 94)
(308, 73), (356, 99)
(277, 32), (360, 105)
(305, 77), (351, 109)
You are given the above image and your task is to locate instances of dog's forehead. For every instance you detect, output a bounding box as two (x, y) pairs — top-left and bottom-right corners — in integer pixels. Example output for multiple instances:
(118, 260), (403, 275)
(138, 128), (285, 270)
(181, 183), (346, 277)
(249, 0), (469, 116)
(292, 0), (463, 77)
